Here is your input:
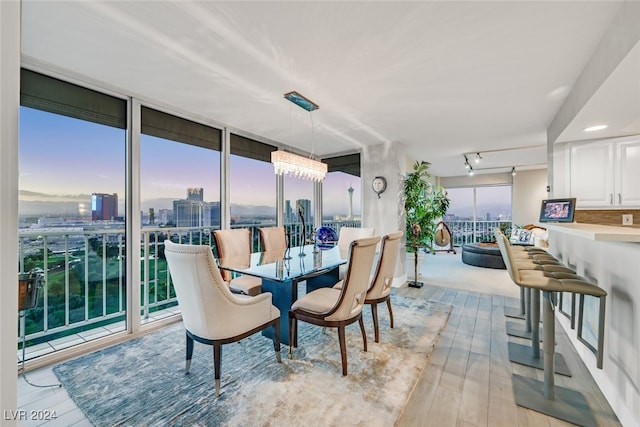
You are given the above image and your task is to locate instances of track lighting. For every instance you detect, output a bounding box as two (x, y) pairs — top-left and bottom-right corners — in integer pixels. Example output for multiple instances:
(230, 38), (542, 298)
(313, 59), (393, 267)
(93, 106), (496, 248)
(475, 152), (482, 163)
(464, 155), (471, 169)
(511, 167), (516, 176)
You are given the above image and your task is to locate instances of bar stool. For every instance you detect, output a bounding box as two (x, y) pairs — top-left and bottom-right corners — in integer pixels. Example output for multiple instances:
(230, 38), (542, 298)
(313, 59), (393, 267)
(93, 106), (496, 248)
(496, 232), (607, 426)
(496, 229), (577, 341)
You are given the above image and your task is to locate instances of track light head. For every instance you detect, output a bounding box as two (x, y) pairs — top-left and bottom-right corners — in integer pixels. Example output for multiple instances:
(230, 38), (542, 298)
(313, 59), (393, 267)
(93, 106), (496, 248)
(511, 167), (516, 176)
(475, 153), (482, 163)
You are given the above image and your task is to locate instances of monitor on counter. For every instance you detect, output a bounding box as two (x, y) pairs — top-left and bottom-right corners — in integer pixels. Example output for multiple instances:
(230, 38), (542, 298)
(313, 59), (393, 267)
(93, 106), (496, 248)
(538, 198), (576, 223)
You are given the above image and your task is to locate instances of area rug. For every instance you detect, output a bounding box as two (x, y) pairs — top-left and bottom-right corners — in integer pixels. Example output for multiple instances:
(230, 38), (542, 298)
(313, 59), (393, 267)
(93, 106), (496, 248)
(53, 295), (451, 427)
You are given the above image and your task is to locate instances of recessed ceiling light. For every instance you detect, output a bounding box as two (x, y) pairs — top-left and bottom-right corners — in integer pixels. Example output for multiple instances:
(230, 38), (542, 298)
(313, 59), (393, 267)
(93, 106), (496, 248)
(584, 124), (608, 132)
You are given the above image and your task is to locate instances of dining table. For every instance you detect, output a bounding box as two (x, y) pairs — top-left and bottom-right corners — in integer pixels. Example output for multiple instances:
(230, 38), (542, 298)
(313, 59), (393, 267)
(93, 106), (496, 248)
(217, 244), (348, 345)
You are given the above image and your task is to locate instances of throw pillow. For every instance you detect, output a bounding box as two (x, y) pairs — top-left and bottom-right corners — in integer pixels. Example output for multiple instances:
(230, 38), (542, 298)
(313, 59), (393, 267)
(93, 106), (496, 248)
(510, 228), (521, 244)
(518, 229), (533, 244)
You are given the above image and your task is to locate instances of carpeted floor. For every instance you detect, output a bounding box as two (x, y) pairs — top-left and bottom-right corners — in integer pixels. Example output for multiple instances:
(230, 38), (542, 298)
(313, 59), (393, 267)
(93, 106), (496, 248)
(408, 252), (520, 298)
(53, 295), (451, 427)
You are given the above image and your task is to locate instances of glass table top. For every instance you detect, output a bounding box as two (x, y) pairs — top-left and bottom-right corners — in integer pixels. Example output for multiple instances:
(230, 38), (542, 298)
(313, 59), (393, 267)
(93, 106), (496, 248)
(217, 245), (347, 282)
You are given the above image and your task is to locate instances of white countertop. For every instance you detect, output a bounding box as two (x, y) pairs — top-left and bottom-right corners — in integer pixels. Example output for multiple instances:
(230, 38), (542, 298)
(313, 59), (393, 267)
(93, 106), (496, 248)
(544, 223), (640, 242)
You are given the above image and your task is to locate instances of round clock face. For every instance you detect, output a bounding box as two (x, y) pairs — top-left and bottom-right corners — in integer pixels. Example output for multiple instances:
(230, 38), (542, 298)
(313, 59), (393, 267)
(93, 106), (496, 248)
(372, 176), (387, 197)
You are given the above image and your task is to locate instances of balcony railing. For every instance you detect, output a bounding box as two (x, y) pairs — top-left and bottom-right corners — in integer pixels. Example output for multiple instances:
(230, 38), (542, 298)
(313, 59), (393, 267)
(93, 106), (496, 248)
(17, 219), (360, 360)
(446, 220), (512, 247)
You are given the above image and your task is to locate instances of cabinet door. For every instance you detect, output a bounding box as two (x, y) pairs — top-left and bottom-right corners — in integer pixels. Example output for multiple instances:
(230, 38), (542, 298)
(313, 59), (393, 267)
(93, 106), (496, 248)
(615, 140), (640, 207)
(570, 141), (615, 207)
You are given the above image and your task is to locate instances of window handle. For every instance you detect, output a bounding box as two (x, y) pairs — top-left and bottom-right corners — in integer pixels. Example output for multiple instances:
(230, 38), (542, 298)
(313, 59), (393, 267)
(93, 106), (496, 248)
(618, 193), (622, 204)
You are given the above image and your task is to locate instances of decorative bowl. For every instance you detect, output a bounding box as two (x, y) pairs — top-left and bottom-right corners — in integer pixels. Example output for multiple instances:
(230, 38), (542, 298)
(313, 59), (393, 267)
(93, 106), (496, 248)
(315, 226), (338, 250)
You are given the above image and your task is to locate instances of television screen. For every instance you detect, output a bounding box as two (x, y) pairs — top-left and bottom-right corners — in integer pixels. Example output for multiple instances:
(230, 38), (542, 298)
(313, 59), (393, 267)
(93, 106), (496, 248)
(539, 198), (576, 223)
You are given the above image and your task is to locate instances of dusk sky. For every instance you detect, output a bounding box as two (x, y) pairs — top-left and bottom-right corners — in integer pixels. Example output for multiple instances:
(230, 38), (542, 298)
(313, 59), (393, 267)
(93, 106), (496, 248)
(19, 107), (361, 217)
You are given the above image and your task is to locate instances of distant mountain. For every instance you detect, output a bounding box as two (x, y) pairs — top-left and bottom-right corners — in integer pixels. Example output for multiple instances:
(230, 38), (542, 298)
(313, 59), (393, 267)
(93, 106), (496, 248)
(230, 204), (276, 216)
(19, 200), (89, 217)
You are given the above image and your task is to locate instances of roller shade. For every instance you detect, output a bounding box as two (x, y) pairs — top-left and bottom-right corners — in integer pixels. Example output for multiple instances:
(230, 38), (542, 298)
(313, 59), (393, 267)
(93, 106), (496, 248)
(20, 69), (127, 129)
(141, 106), (221, 150)
(323, 153), (361, 177)
(230, 134), (277, 162)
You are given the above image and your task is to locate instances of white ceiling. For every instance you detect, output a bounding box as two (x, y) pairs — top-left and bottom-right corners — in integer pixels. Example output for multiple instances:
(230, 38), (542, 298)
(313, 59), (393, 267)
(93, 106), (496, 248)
(20, 1), (637, 177)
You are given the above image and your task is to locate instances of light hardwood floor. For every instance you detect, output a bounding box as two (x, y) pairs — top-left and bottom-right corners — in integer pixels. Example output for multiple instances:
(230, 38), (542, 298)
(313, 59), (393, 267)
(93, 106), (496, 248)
(16, 256), (620, 426)
(395, 284), (620, 427)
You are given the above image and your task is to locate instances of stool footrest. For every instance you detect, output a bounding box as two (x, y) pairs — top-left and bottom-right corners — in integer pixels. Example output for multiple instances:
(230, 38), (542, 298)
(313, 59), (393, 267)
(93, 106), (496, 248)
(506, 320), (542, 340)
(508, 342), (571, 377)
(503, 306), (525, 319)
(512, 374), (598, 427)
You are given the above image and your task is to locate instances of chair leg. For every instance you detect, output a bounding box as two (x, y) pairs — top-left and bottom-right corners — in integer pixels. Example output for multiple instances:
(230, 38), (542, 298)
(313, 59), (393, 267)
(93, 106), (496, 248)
(386, 298), (394, 329)
(338, 326), (348, 376)
(213, 343), (222, 397)
(359, 316), (367, 352)
(288, 315), (295, 359)
(273, 321), (282, 363)
(185, 334), (194, 373)
(370, 303), (380, 343)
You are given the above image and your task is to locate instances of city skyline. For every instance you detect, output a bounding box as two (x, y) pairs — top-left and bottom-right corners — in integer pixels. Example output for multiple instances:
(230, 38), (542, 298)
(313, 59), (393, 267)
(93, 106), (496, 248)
(19, 106), (362, 219)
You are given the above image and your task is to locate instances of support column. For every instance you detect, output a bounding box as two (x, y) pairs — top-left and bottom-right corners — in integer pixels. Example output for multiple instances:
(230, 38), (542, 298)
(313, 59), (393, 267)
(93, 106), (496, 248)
(361, 142), (407, 284)
(0, 1), (21, 423)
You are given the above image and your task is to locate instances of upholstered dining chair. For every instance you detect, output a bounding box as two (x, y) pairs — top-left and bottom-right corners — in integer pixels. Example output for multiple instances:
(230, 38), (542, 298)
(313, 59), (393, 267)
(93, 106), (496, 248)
(364, 231), (403, 343)
(213, 228), (262, 296)
(163, 240), (281, 397)
(258, 226), (288, 252)
(289, 236), (380, 376)
(334, 231), (403, 342)
(336, 226), (375, 279)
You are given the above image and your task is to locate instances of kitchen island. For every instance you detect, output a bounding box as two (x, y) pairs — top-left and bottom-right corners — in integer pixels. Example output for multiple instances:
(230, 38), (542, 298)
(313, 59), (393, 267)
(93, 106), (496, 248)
(545, 223), (640, 427)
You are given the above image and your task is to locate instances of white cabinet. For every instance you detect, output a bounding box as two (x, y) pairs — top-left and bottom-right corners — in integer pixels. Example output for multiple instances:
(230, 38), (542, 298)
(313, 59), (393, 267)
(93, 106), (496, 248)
(615, 140), (640, 206)
(570, 138), (640, 208)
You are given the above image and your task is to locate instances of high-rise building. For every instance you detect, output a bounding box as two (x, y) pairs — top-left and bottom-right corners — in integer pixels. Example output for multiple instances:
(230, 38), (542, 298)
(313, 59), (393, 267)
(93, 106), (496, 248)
(91, 193), (118, 221)
(186, 187), (204, 202)
(285, 200), (292, 223)
(295, 199), (312, 223)
(347, 185), (354, 220)
(173, 189), (220, 228)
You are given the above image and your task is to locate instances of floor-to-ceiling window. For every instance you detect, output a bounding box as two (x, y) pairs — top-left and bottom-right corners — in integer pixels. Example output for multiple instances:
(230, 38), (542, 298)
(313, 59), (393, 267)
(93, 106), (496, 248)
(140, 106), (221, 322)
(322, 153), (362, 231)
(284, 176), (314, 246)
(445, 185), (512, 245)
(229, 134), (277, 251)
(18, 70), (127, 359)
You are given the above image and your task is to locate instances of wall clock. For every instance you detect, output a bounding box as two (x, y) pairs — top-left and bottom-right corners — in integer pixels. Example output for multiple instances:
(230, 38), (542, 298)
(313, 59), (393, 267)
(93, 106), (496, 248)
(372, 176), (387, 198)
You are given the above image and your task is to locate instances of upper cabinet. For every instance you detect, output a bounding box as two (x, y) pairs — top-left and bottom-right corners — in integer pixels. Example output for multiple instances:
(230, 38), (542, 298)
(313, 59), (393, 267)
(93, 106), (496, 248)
(570, 137), (640, 208)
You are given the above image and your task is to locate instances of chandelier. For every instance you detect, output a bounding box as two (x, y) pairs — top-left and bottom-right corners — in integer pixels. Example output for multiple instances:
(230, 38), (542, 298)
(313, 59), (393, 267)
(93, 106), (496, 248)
(272, 91), (327, 182)
(271, 150), (327, 182)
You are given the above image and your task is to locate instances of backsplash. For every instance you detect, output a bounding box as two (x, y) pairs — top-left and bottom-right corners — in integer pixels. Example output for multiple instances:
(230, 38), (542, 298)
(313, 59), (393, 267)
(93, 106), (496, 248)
(575, 209), (640, 229)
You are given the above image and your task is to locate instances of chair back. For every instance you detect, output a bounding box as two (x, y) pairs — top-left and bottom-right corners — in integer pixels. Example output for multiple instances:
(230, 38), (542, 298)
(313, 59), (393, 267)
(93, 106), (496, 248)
(494, 229), (522, 284)
(213, 228), (251, 282)
(327, 236), (380, 321)
(337, 226), (375, 257)
(164, 240), (237, 339)
(367, 231), (403, 299)
(259, 226), (287, 252)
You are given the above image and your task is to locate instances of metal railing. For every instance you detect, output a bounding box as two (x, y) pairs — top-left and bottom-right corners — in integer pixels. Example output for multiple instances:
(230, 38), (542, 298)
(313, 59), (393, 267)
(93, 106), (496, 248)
(17, 219), (360, 355)
(446, 220), (512, 246)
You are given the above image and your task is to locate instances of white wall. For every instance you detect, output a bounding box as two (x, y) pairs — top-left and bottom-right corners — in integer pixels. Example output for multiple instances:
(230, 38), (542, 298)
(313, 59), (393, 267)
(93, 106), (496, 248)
(1, 1), (21, 424)
(512, 169), (548, 226)
(361, 142), (407, 282)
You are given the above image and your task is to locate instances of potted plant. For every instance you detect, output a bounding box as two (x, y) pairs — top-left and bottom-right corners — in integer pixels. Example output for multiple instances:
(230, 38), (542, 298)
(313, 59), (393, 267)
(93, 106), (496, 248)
(403, 161), (450, 287)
